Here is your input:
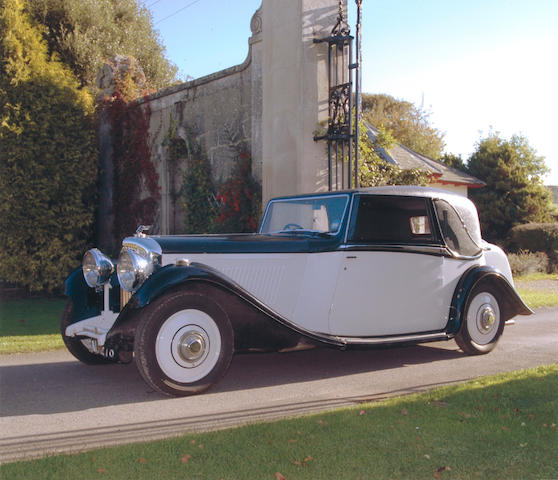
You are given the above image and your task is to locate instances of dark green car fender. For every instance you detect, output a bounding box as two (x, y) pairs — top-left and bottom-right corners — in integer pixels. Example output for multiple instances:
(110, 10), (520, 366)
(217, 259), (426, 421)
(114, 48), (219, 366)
(64, 267), (121, 324)
(128, 262), (222, 309)
(446, 265), (532, 335)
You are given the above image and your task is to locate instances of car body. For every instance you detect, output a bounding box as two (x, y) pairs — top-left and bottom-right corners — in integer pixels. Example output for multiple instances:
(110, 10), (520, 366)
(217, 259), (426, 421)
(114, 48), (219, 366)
(63, 186), (532, 396)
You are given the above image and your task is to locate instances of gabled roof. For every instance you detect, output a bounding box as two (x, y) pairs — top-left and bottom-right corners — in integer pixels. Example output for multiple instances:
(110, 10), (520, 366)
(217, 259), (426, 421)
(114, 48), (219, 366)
(365, 123), (485, 188)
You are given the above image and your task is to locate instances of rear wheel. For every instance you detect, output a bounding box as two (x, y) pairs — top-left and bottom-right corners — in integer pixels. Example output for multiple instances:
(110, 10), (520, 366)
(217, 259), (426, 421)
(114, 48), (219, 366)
(134, 290), (234, 397)
(455, 287), (504, 355)
(61, 301), (112, 364)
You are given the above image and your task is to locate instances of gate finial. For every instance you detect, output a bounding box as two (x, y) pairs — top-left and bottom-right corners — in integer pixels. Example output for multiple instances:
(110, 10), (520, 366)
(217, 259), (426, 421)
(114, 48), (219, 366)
(332, 0), (350, 36)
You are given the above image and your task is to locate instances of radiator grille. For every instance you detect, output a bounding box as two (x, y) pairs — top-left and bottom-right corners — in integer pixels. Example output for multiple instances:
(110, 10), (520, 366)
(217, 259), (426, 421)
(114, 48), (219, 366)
(120, 289), (132, 310)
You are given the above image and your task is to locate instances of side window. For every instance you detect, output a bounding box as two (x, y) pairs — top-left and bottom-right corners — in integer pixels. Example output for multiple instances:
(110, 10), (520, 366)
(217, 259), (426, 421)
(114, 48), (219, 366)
(349, 196), (437, 244)
(434, 199), (481, 257)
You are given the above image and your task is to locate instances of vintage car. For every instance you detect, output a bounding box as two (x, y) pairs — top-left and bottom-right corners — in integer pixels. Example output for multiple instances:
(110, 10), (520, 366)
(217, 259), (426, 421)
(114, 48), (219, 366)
(62, 186), (532, 396)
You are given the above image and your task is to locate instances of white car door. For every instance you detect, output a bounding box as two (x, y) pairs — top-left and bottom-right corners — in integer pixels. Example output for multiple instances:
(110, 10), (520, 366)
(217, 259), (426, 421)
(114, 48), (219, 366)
(328, 195), (457, 337)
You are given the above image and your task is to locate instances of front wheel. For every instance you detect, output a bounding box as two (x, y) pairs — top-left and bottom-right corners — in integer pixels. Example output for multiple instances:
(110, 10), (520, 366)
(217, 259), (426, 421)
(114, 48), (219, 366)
(134, 290), (234, 397)
(455, 287), (504, 355)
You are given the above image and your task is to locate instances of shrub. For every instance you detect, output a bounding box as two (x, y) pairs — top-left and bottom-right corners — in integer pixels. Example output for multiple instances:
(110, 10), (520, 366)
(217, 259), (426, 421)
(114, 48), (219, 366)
(507, 223), (558, 272)
(507, 251), (550, 276)
(0, 0), (97, 293)
(507, 223), (558, 253)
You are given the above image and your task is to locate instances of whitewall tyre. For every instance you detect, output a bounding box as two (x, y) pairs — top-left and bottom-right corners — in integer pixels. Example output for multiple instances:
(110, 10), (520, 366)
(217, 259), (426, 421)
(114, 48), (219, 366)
(455, 287), (504, 355)
(134, 290), (234, 397)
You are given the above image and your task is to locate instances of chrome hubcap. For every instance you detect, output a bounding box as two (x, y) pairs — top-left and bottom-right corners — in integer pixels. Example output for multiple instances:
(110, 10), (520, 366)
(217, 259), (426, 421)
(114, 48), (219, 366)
(480, 306), (496, 331)
(170, 325), (210, 369)
(177, 332), (206, 363)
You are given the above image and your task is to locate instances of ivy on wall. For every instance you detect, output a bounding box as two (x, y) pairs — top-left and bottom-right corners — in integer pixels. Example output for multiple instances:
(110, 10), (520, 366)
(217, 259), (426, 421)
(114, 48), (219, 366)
(215, 150), (261, 233)
(105, 64), (160, 243)
(165, 123), (261, 234)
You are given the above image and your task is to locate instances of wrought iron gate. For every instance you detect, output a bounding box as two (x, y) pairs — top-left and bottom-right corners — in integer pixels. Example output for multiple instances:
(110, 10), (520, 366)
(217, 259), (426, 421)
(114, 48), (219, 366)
(314, 1), (361, 191)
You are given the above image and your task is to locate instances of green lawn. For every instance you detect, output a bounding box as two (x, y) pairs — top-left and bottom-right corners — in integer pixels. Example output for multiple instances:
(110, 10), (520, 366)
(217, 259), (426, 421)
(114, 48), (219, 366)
(1, 365), (557, 479)
(0, 297), (65, 353)
(515, 273), (558, 309)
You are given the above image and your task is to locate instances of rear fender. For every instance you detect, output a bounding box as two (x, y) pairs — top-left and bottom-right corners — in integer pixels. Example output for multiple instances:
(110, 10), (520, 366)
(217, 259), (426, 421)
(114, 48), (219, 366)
(447, 265), (533, 334)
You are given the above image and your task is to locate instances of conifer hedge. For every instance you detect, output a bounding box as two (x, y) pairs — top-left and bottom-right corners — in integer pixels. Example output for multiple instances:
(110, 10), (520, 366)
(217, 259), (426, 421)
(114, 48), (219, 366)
(0, 0), (98, 292)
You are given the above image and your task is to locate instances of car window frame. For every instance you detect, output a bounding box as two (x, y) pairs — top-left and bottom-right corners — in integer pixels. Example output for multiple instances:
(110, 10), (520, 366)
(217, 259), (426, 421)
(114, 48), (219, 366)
(344, 194), (444, 248)
(432, 198), (484, 259)
(259, 193), (351, 236)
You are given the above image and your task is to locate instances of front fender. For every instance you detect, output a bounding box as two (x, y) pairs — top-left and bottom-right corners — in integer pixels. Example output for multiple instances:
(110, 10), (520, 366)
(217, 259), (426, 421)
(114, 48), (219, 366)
(64, 268), (120, 324)
(128, 262), (222, 309)
(447, 265), (533, 334)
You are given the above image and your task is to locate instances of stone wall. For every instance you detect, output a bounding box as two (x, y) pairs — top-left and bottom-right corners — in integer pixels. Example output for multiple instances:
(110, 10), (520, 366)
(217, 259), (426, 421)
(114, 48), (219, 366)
(97, 1), (340, 243)
(140, 7), (263, 235)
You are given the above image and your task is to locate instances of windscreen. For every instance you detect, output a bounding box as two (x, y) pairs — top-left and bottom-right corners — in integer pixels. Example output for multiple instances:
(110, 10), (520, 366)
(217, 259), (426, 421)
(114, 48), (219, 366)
(260, 195), (349, 234)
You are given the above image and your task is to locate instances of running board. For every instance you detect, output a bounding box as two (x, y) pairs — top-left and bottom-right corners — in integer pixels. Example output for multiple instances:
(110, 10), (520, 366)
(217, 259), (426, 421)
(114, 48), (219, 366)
(336, 331), (451, 346)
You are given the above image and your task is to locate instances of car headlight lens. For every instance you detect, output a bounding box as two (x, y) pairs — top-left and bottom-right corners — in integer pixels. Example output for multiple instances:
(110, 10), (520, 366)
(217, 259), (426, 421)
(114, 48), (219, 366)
(117, 248), (154, 292)
(82, 248), (114, 288)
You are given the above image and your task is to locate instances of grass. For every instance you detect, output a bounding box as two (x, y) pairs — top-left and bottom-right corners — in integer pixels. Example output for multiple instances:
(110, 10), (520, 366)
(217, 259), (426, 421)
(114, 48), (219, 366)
(0, 298), (65, 353)
(1, 365), (557, 479)
(515, 273), (558, 309)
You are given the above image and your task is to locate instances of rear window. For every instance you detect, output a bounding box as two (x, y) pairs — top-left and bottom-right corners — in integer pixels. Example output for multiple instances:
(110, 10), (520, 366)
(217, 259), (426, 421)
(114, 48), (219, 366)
(434, 199), (482, 257)
(349, 196), (437, 244)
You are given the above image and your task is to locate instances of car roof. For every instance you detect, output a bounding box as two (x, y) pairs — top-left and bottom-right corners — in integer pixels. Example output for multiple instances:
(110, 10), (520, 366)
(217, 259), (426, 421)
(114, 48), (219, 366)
(271, 185), (462, 203)
(268, 186), (482, 244)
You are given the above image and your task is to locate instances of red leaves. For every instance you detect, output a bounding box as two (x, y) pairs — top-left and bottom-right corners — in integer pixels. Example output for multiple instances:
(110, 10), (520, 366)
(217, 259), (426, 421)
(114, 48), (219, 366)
(109, 93), (159, 241)
(434, 466), (451, 478)
(214, 151), (260, 233)
(180, 454), (192, 464)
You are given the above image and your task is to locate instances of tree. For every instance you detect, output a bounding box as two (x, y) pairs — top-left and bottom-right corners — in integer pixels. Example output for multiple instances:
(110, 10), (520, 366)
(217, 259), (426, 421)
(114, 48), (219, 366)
(467, 132), (553, 242)
(358, 122), (430, 187)
(439, 152), (467, 171)
(29, 0), (177, 89)
(0, 0), (97, 292)
(362, 93), (445, 160)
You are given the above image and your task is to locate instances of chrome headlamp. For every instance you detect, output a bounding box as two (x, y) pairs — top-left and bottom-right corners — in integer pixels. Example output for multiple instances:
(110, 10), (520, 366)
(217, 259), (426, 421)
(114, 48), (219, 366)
(117, 248), (155, 293)
(82, 248), (114, 288)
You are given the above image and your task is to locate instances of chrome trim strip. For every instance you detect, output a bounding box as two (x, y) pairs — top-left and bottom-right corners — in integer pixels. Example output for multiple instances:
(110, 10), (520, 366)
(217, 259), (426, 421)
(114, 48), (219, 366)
(339, 244), (447, 257)
(343, 194), (356, 245)
(336, 331), (451, 345)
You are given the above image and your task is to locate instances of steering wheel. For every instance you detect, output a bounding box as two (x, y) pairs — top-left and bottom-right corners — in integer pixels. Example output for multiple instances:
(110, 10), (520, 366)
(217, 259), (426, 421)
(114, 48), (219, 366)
(282, 223), (303, 231)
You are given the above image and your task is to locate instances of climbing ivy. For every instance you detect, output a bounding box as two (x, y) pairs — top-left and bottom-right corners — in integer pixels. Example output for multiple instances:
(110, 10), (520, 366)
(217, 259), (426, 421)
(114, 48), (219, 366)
(105, 62), (160, 243)
(215, 150), (261, 233)
(168, 126), (218, 234)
